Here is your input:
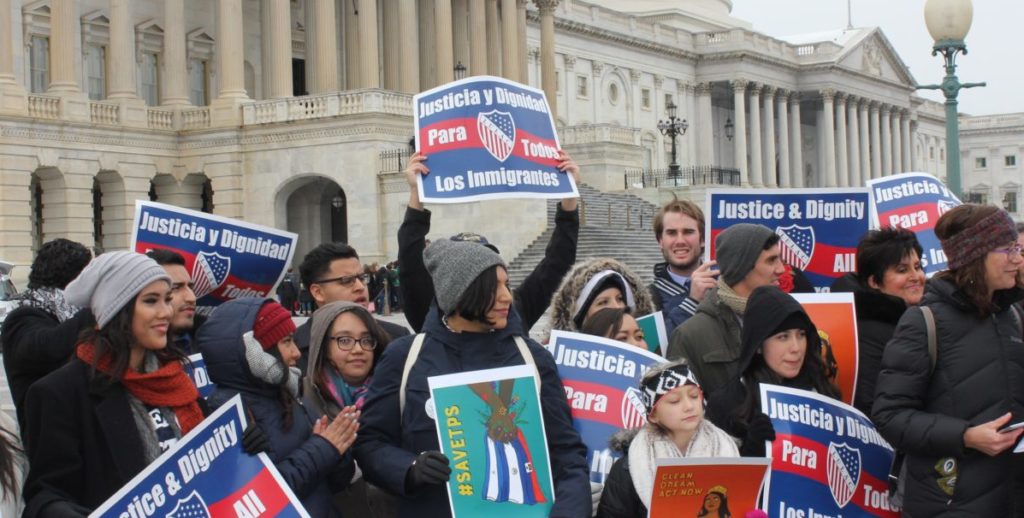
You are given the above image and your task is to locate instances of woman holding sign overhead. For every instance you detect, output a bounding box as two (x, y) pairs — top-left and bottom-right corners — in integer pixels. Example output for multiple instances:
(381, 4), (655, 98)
(21, 252), (208, 517)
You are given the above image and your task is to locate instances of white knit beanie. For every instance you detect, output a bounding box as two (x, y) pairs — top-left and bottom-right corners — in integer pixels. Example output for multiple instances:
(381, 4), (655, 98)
(65, 251), (171, 328)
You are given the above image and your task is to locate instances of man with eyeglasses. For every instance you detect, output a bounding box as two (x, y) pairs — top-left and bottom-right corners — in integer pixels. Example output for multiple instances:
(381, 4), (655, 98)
(294, 243), (410, 374)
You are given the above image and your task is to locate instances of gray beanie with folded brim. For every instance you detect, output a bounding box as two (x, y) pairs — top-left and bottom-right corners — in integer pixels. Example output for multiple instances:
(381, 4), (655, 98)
(715, 223), (776, 287)
(65, 251), (172, 329)
(424, 239), (506, 315)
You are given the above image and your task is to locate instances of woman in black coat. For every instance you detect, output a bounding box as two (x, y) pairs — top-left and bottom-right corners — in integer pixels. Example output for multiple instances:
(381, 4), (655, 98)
(873, 205), (1024, 516)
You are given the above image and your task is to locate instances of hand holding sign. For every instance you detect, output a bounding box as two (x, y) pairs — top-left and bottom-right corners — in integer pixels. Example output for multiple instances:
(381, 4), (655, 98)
(405, 152), (430, 210)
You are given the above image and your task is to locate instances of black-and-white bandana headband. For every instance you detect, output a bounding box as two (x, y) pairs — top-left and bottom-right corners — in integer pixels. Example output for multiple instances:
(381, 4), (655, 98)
(640, 364), (701, 416)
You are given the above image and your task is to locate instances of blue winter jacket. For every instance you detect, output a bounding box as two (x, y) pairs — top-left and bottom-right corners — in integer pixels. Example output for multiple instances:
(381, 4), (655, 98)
(197, 298), (353, 517)
(353, 304), (591, 518)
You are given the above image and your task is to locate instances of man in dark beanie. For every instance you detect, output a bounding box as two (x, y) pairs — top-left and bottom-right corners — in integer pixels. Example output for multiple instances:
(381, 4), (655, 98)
(2, 238), (93, 429)
(666, 223), (786, 393)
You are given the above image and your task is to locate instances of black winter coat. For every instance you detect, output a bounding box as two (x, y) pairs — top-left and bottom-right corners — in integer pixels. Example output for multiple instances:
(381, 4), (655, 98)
(851, 287), (907, 416)
(872, 278), (1024, 516)
(353, 305), (591, 518)
(199, 298), (353, 518)
(595, 430), (646, 518)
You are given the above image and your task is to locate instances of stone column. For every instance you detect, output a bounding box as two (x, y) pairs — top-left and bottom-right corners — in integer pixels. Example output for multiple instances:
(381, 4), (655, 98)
(501, 0), (520, 81)
(685, 83), (697, 167)
(789, 92), (804, 187)
(435, 0), (454, 84)
(310, 0), (338, 92)
(732, 80), (749, 186)
(777, 89), (791, 187)
(858, 100), (871, 182)
(468, 0), (487, 76)
(486, 0), (501, 76)
(697, 82), (713, 167)
(383, 6), (402, 90)
(398, 0), (420, 93)
(536, 0), (558, 117)
(892, 110), (904, 174)
(0, 159), (34, 283)
(907, 117), (918, 172)
(870, 102), (882, 179)
(47, 0), (80, 94)
(821, 88), (837, 187)
(0, 0), (24, 113)
(354, 0), (378, 88)
(847, 96), (861, 188)
(162, 0), (189, 106)
(211, 0), (248, 124)
(762, 86), (777, 187)
(880, 105), (893, 176)
(107, 0), (137, 100)
(517, 0), (528, 82)
(748, 84), (763, 187)
(265, 0), (292, 98)
(49, 161), (96, 248)
(835, 93), (849, 188)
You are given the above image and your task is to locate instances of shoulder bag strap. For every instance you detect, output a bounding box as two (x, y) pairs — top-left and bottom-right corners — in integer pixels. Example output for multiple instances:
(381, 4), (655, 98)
(920, 306), (938, 375)
(399, 333), (427, 418)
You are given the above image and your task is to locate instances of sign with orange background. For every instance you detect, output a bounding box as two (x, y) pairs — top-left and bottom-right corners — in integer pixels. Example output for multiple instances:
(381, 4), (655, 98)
(792, 293), (859, 406)
(648, 458), (770, 518)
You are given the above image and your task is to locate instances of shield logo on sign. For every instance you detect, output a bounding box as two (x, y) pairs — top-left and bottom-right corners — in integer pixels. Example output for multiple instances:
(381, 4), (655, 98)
(826, 442), (862, 508)
(937, 199), (958, 216)
(191, 251), (231, 299)
(620, 387), (647, 429)
(165, 490), (211, 518)
(477, 110), (517, 162)
(775, 225), (816, 270)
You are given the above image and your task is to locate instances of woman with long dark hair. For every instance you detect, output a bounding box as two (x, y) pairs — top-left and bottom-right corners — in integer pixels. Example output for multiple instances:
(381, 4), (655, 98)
(873, 204), (1024, 515)
(22, 252), (205, 516)
(580, 307), (648, 351)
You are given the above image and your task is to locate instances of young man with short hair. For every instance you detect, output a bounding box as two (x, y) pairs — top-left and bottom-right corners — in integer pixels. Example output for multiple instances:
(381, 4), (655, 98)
(145, 249), (202, 353)
(649, 198), (720, 332)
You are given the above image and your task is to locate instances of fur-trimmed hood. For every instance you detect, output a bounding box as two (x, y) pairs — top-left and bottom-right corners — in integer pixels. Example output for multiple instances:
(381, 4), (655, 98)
(545, 258), (654, 339)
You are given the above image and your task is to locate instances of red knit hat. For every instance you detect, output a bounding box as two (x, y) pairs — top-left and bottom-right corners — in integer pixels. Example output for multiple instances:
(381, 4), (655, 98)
(253, 301), (296, 350)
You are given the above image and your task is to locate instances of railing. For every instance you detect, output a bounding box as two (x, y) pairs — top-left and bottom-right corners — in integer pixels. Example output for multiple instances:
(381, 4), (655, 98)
(560, 123), (639, 146)
(180, 107), (210, 130)
(242, 90), (414, 125)
(624, 166), (741, 189)
(89, 101), (119, 125)
(380, 148), (413, 175)
(147, 107), (175, 130)
(27, 94), (60, 119)
(578, 199), (653, 230)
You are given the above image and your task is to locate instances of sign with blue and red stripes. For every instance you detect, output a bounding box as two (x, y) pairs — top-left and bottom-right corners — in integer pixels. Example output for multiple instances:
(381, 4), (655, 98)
(759, 384), (900, 518)
(413, 76), (578, 203)
(546, 331), (664, 484)
(706, 188), (871, 290)
(90, 396), (310, 518)
(867, 172), (961, 276)
(131, 201), (297, 315)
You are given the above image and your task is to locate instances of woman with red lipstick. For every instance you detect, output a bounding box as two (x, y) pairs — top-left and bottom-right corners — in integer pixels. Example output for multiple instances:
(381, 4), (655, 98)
(21, 252), (207, 517)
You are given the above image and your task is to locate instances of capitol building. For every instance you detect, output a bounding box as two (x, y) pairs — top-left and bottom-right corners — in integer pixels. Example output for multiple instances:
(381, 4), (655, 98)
(0, 0), (1019, 287)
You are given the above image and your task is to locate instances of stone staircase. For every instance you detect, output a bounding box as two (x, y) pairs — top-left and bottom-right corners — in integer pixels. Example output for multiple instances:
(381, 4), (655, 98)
(506, 184), (664, 288)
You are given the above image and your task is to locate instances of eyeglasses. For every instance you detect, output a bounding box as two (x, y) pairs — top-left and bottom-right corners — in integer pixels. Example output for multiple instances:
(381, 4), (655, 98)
(330, 335), (377, 351)
(993, 244), (1024, 258)
(314, 273), (368, 287)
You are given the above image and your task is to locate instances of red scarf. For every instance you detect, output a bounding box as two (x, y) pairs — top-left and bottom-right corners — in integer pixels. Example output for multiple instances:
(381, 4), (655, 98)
(77, 343), (203, 435)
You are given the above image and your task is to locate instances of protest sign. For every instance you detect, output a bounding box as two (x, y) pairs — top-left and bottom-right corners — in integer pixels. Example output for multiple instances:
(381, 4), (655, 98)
(546, 330), (664, 483)
(706, 188), (871, 290)
(414, 75), (578, 203)
(867, 172), (961, 276)
(635, 311), (668, 355)
(91, 395), (309, 518)
(131, 201), (298, 314)
(185, 353), (216, 399)
(791, 293), (859, 406)
(760, 384), (899, 518)
(428, 365), (554, 518)
(648, 458), (770, 518)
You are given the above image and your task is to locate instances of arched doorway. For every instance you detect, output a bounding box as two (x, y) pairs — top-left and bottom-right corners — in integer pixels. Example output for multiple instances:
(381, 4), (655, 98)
(275, 176), (348, 268)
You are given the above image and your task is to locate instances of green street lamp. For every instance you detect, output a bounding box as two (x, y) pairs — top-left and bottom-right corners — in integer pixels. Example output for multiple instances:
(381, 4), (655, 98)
(916, 0), (985, 197)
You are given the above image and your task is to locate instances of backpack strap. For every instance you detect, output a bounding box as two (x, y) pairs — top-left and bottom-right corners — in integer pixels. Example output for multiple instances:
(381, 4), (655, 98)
(399, 333), (427, 418)
(513, 336), (541, 393)
(920, 306), (938, 375)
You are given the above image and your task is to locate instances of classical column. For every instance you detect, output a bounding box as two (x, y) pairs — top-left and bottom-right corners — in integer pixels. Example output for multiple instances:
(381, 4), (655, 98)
(468, 0), (487, 75)
(215, 0), (247, 100)
(847, 96), (861, 188)
(907, 117), (918, 172)
(501, 0), (520, 81)
(789, 92), (804, 187)
(47, 0), (80, 94)
(870, 102), (882, 179)
(452, 0), (469, 75)
(106, 0), (137, 100)
(732, 80), (749, 186)
(763, 86), (777, 187)
(398, 0), (420, 93)
(357, 0), (379, 88)
(536, 0), (558, 116)
(486, 0), (501, 76)
(880, 106), (893, 176)
(821, 89), (837, 187)
(517, 0), (528, 82)
(835, 93), (849, 188)
(777, 89), (791, 188)
(162, 0), (189, 105)
(748, 84), (763, 187)
(697, 82), (713, 167)
(859, 100), (871, 182)
(265, 0), (292, 98)
(434, 0), (454, 84)
(892, 110), (904, 174)
(309, 0), (339, 92)
(384, 6), (402, 90)
(685, 83), (697, 167)
(0, 0), (25, 113)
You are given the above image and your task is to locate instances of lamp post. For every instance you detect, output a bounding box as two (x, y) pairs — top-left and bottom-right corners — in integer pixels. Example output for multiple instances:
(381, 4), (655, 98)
(724, 117), (735, 142)
(916, 0), (984, 197)
(454, 61), (467, 80)
(657, 101), (688, 178)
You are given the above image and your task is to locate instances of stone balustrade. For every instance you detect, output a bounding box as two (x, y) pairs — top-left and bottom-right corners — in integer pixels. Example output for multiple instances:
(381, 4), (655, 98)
(27, 94), (60, 119)
(89, 101), (119, 125)
(242, 89), (414, 125)
(560, 123), (640, 146)
(147, 107), (175, 130)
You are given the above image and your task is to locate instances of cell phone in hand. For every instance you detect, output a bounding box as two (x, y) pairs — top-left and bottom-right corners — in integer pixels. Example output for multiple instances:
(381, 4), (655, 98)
(998, 421), (1024, 433)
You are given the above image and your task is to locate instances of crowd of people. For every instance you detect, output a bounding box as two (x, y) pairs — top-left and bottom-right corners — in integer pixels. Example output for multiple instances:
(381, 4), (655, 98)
(0, 150), (1021, 517)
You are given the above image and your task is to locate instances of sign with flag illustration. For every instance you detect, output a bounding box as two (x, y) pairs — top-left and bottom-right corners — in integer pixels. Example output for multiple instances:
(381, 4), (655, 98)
(131, 200), (298, 315)
(759, 384), (899, 518)
(428, 365), (555, 518)
(545, 331), (665, 484)
(90, 395), (310, 518)
(635, 311), (668, 355)
(706, 188), (871, 290)
(647, 458), (770, 518)
(414, 75), (578, 203)
(791, 293), (859, 406)
(867, 172), (961, 276)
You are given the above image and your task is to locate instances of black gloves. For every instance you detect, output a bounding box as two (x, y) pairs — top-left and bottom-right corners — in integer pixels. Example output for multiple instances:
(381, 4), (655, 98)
(740, 412), (776, 457)
(405, 451), (452, 491)
(242, 422), (271, 455)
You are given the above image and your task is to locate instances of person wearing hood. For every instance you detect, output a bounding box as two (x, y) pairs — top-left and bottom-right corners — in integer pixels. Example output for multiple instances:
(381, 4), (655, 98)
(22, 252), (206, 517)
(873, 205), (1024, 516)
(706, 285), (840, 457)
(354, 239), (590, 518)
(596, 361), (738, 518)
(547, 258), (654, 340)
(198, 298), (357, 517)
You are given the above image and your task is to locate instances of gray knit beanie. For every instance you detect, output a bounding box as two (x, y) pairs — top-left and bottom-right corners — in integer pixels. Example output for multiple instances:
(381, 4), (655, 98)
(65, 251), (171, 328)
(424, 239), (506, 314)
(715, 223), (776, 287)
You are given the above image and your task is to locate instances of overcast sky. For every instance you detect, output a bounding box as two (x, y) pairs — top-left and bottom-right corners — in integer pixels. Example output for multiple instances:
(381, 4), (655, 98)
(730, 0), (1022, 116)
